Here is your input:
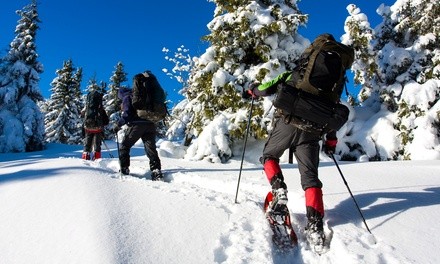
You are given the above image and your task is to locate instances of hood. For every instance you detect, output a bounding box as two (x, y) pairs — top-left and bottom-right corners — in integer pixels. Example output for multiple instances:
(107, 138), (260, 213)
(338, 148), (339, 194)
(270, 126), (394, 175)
(117, 87), (132, 100)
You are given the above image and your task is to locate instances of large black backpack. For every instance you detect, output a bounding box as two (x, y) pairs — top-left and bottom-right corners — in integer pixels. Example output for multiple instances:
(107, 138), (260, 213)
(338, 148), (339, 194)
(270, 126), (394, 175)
(273, 33), (354, 133)
(290, 33), (354, 103)
(132, 71), (167, 122)
(84, 91), (107, 130)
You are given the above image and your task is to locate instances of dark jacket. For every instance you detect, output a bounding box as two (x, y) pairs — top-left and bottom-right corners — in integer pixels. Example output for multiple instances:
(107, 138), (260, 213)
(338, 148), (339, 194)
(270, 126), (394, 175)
(117, 87), (152, 127)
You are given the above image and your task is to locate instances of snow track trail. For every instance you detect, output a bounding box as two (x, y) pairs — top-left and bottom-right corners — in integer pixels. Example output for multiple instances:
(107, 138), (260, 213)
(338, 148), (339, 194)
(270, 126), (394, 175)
(96, 156), (408, 264)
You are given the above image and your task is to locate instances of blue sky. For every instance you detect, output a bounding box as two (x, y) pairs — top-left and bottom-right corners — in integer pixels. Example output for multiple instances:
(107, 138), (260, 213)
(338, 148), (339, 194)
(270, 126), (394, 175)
(1, 0), (394, 106)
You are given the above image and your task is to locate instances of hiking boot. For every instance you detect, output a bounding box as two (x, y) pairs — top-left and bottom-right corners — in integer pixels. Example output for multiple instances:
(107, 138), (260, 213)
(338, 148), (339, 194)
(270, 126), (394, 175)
(305, 216), (325, 246)
(82, 152), (90, 160)
(272, 178), (288, 201)
(151, 169), (164, 181)
(120, 167), (130, 175)
(270, 178), (288, 210)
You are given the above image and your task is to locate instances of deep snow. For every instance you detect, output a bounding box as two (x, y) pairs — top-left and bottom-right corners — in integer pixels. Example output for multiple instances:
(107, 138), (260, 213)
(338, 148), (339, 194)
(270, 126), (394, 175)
(1, 140), (439, 264)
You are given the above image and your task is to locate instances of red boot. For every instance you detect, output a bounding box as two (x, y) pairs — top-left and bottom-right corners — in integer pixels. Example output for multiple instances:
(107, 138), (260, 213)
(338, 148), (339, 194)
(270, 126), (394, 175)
(82, 152), (90, 160)
(93, 152), (101, 160)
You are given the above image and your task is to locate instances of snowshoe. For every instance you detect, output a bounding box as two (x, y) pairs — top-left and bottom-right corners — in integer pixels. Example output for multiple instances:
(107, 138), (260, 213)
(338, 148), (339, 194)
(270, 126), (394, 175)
(264, 191), (298, 251)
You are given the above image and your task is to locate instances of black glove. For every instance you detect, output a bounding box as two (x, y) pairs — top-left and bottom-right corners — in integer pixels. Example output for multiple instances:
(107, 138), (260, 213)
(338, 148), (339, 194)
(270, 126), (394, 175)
(242, 82), (260, 99)
(322, 138), (338, 156)
(241, 89), (254, 99)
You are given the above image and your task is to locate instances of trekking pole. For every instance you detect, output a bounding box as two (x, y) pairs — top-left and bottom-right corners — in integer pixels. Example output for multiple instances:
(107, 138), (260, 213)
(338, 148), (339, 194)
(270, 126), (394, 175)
(115, 134), (121, 162)
(330, 153), (372, 234)
(234, 97), (255, 204)
(115, 133), (123, 179)
(102, 139), (114, 158)
(100, 132), (114, 158)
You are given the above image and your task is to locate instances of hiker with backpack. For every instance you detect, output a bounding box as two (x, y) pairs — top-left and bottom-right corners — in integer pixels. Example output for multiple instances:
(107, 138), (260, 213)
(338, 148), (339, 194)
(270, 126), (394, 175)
(243, 33), (354, 249)
(114, 71), (166, 180)
(82, 90), (109, 160)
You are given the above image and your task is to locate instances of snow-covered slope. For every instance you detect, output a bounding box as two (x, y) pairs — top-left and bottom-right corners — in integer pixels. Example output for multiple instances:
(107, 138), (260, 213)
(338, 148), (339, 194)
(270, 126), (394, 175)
(1, 142), (439, 264)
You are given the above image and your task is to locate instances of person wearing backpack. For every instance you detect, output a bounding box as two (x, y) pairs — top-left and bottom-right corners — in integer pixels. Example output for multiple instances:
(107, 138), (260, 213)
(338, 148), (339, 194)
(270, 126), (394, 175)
(243, 33), (354, 249)
(132, 70), (167, 122)
(82, 90), (109, 160)
(114, 79), (164, 180)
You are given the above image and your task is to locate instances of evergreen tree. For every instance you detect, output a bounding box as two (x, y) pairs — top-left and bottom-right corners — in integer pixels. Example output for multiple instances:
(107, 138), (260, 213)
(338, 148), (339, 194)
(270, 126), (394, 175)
(44, 59), (83, 144)
(340, 5), (383, 160)
(342, 0), (440, 160)
(72, 67), (84, 113)
(183, 0), (307, 161)
(0, 0), (45, 152)
(378, 0), (440, 159)
(104, 61), (128, 138)
(342, 4), (378, 106)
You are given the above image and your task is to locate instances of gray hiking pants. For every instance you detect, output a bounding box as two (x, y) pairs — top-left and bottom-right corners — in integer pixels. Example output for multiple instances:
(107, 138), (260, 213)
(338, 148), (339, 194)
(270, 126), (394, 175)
(262, 117), (322, 190)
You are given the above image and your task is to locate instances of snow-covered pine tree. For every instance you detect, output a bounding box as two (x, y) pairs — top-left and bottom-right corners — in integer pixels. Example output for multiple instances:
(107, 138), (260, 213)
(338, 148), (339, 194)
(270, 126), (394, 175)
(44, 59), (83, 144)
(379, 0), (440, 160)
(340, 5), (384, 161)
(104, 61), (128, 139)
(342, 4), (378, 106)
(183, 0), (307, 162)
(342, 0), (440, 160)
(72, 67), (84, 112)
(0, 0), (45, 152)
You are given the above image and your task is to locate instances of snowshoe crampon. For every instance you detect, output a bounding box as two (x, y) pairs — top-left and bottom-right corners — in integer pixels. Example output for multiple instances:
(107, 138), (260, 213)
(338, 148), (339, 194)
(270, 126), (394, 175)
(264, 191), (298, 251)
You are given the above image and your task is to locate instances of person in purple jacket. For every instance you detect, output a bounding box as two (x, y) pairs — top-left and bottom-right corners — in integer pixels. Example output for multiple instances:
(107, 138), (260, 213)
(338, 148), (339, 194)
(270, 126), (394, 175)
(114, 87), (163, 180)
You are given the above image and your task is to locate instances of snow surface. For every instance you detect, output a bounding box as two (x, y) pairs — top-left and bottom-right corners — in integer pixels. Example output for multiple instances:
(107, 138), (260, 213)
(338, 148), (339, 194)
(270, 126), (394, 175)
(1, 140), (440, 264)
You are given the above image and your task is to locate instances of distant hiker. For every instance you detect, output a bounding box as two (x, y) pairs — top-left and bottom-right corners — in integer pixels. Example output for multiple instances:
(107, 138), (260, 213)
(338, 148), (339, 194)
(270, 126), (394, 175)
(114, 73), (164, 180)
(243, 33), (354, 249)
(82, 90), (109, 160)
